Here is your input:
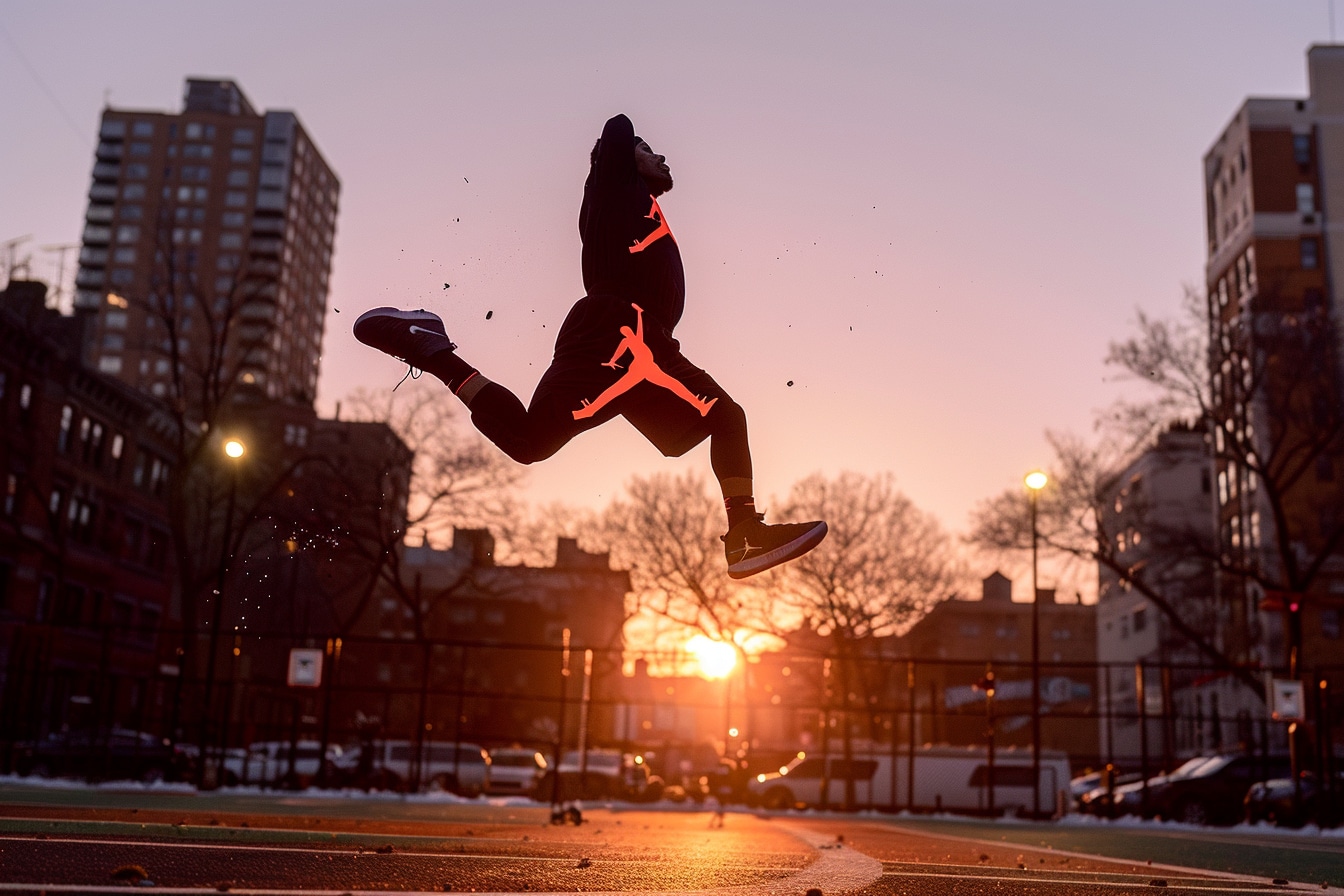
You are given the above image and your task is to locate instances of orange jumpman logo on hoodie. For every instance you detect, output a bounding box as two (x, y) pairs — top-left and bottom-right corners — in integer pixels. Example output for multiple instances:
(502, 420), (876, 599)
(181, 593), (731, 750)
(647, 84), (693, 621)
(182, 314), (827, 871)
(573, 303), (717, 420)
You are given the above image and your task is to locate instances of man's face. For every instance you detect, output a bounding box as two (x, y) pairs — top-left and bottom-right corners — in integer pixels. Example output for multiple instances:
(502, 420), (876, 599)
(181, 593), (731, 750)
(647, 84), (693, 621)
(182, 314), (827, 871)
(635, 141), (673, 196)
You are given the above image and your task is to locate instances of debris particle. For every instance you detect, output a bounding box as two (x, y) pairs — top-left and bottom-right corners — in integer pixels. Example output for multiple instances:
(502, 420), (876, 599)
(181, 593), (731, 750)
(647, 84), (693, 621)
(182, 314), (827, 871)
(375, 844), (394, 854)
(111, 865), (150, 884)
(806, 889), (823, 896)
(486, 310), (493, 319)
(979, 854), (989, 863)
(576, 857), (592, 869)
(1273, 880), (1289, 887)
(464, 177), (469, 183)
(1148, 881), (1168, 888)
(444, 283), (451, 290)
(787, 380), (794, 387)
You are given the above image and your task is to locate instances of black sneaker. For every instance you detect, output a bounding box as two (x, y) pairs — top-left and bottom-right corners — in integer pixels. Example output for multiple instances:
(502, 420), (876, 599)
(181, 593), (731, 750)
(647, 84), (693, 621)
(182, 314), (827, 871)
(722, 514), (828, 579)
(353, 307), (457, 367)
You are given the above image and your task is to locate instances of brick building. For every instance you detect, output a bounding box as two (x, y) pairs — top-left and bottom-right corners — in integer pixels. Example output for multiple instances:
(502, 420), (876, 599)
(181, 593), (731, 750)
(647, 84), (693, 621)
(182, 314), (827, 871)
(0, 280), (177, 744)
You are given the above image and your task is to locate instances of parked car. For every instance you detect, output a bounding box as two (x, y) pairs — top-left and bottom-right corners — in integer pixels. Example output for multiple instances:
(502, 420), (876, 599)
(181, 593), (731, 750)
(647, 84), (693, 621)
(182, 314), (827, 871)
(14, 728), (185, 784)
(485, 748), (546, 796)
(746, 746), (1072, 816)
(334, 739), (489, 795)
(224, 740), (343, 789)
(1071, 767), (1144, 814)
(535, 750), (663, 802)
(1082, 754), (1290, 825)
(1245, 771), (1344, 828)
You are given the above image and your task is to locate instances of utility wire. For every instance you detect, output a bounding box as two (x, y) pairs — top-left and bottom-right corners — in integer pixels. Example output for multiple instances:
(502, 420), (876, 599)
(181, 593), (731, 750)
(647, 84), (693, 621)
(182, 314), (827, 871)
(0, 19), (93, 149)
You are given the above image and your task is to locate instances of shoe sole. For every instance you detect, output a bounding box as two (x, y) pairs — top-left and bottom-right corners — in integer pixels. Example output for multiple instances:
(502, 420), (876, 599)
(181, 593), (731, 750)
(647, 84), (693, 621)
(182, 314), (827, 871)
(727, 521), (828, 579)
(353, 306), (446, 340)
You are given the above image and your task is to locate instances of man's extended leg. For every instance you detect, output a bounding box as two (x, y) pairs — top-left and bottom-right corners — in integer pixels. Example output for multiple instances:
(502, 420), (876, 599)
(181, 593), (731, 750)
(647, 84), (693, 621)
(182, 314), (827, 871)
(698, 397), (828, 579)
(353, 306), (580, 464)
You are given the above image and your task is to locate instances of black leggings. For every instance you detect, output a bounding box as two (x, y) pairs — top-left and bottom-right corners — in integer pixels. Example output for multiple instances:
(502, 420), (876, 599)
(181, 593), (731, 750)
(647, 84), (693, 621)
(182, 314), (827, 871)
(465, 379), (753, 485)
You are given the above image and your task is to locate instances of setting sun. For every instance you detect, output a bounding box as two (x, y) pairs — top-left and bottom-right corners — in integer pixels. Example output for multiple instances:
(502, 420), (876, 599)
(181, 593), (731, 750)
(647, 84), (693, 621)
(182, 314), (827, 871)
(686, 635), (737, 680)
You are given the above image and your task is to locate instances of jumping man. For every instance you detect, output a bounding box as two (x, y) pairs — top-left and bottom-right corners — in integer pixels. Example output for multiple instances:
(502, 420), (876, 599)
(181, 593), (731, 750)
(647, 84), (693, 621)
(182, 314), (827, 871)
(354, 114), (826, 578)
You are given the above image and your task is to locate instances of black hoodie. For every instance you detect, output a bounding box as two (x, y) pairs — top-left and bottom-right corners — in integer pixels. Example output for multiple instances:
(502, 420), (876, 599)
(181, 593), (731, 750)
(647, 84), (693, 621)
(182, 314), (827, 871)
(579, 114), (686, 332)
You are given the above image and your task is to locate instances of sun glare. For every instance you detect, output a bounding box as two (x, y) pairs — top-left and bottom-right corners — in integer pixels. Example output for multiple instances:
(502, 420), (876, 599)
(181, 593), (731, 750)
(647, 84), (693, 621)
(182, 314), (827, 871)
(687, 635), (737, 680)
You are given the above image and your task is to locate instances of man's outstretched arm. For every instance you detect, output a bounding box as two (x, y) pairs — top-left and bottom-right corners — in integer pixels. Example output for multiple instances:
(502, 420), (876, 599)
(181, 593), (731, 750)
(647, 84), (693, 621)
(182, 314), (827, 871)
(592, 114), (636, 186)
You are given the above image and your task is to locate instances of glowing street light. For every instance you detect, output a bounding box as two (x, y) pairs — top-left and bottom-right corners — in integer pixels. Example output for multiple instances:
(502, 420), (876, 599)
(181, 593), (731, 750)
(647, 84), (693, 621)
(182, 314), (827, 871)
(1024, 469), (1047, 818)
(223, 438), (246, 459)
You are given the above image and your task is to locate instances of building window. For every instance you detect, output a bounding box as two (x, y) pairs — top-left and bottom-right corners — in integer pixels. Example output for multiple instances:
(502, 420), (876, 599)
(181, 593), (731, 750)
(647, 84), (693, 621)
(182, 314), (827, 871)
(1302, 238), (1319, 270)
(1294, 133), (1312, 166)
(129, 141), (151, 157)
(1324, 608), (1341, 640)
(57, 405), (74, 452)
(35, 577), (53, 622)
(1295, 184), (1316, 216)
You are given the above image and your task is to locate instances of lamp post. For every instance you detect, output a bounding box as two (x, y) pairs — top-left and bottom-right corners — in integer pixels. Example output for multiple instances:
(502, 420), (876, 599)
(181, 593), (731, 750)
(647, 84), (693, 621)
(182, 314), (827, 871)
(197, 436), (245, 788)
(1024, 469), (1047, 819)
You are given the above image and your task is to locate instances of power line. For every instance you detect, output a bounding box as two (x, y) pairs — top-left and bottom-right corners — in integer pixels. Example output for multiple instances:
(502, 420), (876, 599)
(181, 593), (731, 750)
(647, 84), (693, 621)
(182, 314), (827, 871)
(0, 20), (92, 149)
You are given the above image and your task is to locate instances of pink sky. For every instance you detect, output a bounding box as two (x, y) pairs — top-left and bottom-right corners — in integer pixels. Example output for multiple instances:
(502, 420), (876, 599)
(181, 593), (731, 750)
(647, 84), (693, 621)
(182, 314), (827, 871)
(0, 2), (1333, 537)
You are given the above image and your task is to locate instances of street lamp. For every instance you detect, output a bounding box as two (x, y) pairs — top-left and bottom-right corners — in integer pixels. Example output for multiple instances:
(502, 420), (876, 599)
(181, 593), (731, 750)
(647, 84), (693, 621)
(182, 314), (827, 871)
(197, 436), (246, 788)
(1024, 469), (1047, 818)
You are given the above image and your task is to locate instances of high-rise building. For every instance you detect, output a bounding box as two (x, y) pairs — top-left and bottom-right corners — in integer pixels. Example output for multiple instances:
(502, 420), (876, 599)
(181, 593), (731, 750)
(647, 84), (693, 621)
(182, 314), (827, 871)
(1203, 46), (1344, 672)
(73, 78), (339, 409)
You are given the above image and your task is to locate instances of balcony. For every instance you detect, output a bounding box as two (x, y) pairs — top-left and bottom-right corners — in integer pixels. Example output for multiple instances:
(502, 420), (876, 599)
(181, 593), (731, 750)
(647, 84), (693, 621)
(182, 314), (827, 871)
(251, 215), (285, 234)
(74, 290), (104, 311)
(248, 237), (283, 256)
(79, 247), (109, 265)
(89, 183), (119, 202)
(75, 267), (106, 288)
(239, 301), (277, 322)
(92, 162), (121, 181)
(85, 206), (114, 223)
(82, 225), (112, 245)
(95, 141), (124, 160)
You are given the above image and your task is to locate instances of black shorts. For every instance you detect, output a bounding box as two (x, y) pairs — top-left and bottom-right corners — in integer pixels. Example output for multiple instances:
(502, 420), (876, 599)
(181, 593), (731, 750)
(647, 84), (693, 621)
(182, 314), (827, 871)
(526, 294), (731, 458)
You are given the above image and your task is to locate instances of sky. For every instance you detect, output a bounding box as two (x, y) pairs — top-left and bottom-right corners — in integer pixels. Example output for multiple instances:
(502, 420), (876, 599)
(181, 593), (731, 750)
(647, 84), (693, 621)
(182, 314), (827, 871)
(0, 1), (1337, 543)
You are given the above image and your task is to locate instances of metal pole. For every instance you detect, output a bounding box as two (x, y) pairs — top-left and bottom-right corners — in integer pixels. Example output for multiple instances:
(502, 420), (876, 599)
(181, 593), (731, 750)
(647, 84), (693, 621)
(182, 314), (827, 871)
(906, 660), (916, 812)
(550, 629), (570, 819)
(196, 471), (237, 789)
(1030, 486), (1042, 819)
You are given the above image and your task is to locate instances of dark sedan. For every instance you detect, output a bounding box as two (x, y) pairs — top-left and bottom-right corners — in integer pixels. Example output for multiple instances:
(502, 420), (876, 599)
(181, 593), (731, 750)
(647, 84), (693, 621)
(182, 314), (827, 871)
(14, 728), (185, 784)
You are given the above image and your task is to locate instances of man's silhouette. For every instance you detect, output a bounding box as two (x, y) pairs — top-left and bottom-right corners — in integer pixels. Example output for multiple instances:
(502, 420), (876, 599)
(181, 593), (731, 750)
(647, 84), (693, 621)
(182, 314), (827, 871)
(355, 114), (826, 578)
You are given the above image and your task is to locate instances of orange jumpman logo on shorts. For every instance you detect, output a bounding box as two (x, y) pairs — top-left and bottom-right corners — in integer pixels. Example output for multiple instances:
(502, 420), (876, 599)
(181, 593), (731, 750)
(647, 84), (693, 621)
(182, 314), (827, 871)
(573, 303), (718, 420)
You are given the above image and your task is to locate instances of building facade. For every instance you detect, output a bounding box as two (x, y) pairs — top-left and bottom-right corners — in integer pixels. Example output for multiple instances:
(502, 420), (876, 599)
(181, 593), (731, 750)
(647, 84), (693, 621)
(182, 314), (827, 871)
(1202, 46), (1344, 675)
(0, 280), (177, 746)
(327, 529), (631, 755)
(73, 78), (339, 408)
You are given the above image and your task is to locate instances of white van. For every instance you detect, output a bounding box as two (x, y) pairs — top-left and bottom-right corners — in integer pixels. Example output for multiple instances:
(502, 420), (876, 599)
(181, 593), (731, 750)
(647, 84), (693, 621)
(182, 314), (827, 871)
(747, 745), (1071, 817)
(337, 739), (490, 795)
(225, 740), (343, 789)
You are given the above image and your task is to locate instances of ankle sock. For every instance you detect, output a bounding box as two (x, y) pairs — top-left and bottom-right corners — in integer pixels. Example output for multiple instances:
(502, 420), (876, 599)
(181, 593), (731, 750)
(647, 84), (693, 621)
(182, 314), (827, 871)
(725, 495), (757, 530)
(422, 348), (477, 394)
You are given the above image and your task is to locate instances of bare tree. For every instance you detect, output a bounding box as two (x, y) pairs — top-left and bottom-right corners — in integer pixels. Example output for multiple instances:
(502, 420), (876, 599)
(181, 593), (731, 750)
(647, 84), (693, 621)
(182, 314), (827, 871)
(769, 471), (959, 809)
(970, 282), (1344, 694)
(597, 472), (774, 657)
(342, 383), (523, 547)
